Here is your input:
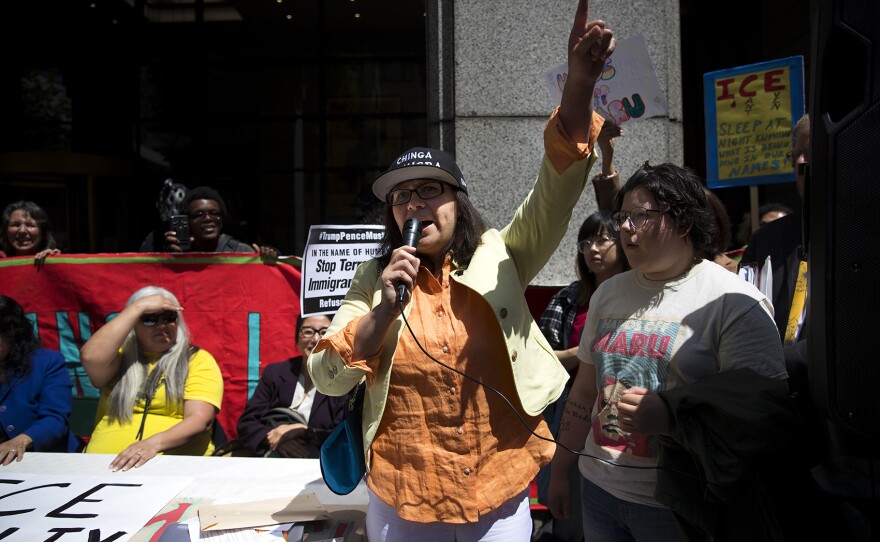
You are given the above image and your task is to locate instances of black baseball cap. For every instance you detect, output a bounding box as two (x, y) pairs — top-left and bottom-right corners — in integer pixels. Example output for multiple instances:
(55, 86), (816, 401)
(372, 147), (468, 201)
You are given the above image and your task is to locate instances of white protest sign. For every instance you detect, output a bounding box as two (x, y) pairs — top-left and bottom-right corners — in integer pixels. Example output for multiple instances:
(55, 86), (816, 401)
(300, 225), (385, 317)
(0, 473), (192, 541)
(544, 34), (668, 125)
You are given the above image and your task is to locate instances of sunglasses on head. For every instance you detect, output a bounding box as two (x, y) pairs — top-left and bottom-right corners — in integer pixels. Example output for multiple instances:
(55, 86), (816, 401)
(139, 311), (179, 327)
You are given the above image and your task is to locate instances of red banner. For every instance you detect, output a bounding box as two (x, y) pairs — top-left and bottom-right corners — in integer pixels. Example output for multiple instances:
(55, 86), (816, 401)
(0, 253), (302, 439)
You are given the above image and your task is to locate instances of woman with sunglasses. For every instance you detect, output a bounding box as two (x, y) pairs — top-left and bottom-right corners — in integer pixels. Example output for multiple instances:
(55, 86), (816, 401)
(80, 286), (223, 471)
(547, 163), (788, 541)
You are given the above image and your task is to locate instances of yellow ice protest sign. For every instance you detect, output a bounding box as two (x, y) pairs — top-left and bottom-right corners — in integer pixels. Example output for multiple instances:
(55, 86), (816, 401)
(703, 57), (804, 188)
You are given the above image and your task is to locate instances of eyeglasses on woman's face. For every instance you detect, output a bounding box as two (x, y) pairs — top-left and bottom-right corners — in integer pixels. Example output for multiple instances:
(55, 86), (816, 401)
(386, 181), (446, 206)
(577, 236), (614, 253)
(300, 326), (329, 339)
(611, 207), (669, 231)
(139, 311), (179, 327)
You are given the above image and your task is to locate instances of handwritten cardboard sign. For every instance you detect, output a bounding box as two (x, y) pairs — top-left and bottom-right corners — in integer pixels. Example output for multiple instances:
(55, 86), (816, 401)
(703, 56), (805, 188)
(300, 225), (385, 317)
(0, 473), (191, 542)
(544, 34), (668, 125)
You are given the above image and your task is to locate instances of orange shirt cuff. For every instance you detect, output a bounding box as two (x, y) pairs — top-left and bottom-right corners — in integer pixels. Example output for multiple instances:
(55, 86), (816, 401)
(314, 315), (382, 385)
(544, 107), (604, 174)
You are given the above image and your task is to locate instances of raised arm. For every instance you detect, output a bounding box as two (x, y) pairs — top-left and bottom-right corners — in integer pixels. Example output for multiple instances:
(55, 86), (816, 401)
(593, 121), (622, 211)
(499, 2), (615, 283)
(558, 0), (615, 144)
(79, 294), (181, 388)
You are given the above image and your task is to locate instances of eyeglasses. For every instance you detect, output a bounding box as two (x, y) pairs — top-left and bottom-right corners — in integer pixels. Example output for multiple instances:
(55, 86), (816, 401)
(611, 207), (668, 231)
(190, 209), (223, 220)
(386, 181), (446, 206)
(577, 236), (614, 253)
(300, 326), (329, 339)
(139, 311), (179, 327)
(785, 148), (810, 167)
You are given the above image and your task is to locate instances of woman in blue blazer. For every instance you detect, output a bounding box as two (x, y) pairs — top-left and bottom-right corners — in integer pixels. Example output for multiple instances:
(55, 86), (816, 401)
(0, 294), (78, 465)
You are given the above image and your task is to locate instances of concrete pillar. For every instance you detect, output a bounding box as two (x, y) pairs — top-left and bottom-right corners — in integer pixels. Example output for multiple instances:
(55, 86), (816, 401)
(427, 0), (683, 285)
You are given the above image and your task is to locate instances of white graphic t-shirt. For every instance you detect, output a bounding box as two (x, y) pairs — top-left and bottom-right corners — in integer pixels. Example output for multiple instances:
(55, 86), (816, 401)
(576, 260), (787, 506)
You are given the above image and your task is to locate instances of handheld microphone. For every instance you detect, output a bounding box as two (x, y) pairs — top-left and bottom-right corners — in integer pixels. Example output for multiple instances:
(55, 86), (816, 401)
(397, 217), (423, 303)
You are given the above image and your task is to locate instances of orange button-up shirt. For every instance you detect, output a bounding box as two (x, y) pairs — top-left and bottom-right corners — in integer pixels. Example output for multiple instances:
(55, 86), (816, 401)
(320, 108), (603, 523)
(366, 257), (554, 523)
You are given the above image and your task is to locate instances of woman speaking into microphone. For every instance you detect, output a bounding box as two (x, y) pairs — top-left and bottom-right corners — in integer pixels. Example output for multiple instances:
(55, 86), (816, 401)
(308, 2), (614, 539)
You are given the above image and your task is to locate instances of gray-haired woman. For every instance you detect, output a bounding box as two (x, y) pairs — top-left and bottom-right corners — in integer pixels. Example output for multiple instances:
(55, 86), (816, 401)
(80, 286), (223, 471)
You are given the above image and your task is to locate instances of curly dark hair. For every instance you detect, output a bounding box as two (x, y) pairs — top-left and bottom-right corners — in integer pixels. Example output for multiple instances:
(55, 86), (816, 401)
(615, 162), (718, 256)
(0, 295), (39, 385)
(574, 211), (630, 306)
(376, 188), (487, 269)
(0, 201), (57, 255)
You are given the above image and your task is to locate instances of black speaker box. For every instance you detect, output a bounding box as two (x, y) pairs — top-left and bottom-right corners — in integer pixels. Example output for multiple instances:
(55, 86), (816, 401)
(808, 0), (880, 447)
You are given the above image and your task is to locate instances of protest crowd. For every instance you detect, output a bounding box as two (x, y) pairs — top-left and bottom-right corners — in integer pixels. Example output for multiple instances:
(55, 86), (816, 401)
(1, 1), (877, 541)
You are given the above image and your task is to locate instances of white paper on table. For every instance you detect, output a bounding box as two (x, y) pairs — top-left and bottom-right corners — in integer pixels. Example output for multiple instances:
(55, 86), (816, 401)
(199, 494), (330, 531)
(184, 518), (297, 541)
(759, 255), (773, 301)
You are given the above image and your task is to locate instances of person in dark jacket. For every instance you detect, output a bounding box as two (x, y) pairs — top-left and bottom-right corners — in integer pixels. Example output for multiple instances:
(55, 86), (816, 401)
(0, 294), (79, 464)
(236, 314), (346, 457)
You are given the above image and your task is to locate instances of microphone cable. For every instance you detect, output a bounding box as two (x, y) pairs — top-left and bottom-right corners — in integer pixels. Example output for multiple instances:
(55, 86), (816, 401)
(397, 295), (717, 486)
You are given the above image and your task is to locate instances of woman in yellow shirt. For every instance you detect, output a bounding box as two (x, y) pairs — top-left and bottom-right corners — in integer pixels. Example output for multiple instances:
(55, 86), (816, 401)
(80, 285), (223, 471)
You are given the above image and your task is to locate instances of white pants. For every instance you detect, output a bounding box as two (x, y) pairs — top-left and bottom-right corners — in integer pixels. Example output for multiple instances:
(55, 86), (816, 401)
(365, 487), (532, 542)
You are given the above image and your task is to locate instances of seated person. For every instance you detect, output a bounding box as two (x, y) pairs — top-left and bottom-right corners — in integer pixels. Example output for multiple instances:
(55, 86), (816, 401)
(80, 286), (223, 472)
(0, 201), (61, 262)
(0, 295), (79, 465)
(236, 314), (346, 458)
(162, 186), (278, 258)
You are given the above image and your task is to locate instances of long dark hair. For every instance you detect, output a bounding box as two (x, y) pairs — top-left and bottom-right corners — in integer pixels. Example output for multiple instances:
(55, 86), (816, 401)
(615, 163), (718, 256)
(0, 295), (40, 384)
(376, 188), (487, 268)
(574, 211), (629, 306)
(0, 201), (57, 255)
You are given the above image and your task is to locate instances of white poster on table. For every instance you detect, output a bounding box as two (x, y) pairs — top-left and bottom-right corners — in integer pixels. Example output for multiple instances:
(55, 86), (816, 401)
(0, 473), (192, 542)
(544, 34), (668, 125)
(300, 225), (385, 317)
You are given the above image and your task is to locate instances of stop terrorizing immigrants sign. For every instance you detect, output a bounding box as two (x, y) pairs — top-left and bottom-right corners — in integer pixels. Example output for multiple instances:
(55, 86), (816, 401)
(300, 225), (385, 317)
(703, 56), (805, 188)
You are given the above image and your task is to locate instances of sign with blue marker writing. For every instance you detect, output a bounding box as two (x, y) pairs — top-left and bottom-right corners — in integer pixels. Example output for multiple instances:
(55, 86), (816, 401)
(703, 56), (805, 188)
(544, 34), (668, 125)
(301, 225), (385, 317)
